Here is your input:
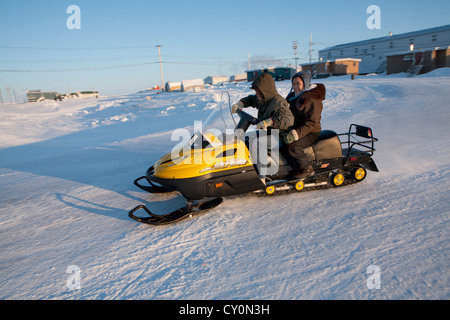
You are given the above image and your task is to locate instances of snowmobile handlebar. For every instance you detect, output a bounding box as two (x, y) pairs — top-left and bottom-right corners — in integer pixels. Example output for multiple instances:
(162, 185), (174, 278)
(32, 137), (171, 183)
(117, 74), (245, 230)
(236, 109), (259, 132)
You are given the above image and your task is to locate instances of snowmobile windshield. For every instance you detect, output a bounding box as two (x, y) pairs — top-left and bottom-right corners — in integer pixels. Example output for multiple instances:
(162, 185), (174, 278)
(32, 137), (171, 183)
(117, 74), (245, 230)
(203, 93), (237, 133)
(189, 132), (212, 150)
(188, 92), (244, 150)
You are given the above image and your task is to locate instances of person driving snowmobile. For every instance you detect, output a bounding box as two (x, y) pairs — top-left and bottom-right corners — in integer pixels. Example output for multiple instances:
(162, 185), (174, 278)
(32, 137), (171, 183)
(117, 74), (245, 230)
(231, 73), (294, 131)
(282, 71), (326, 179)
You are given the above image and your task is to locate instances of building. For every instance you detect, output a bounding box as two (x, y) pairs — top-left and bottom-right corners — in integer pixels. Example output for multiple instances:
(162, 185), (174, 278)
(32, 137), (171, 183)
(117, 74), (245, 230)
(26, 90), (60, 102)
(204, 76), (229, 85)
(301, 58), (361, 78)
(165, 81), (181, 92)
(181, 79), (205, 92)
(386, 46), (450, 76)
(319, 25), (450, 74)
(76, 91), (98, 98)
(26, 90), (99, 102)
(246, 67), (296, 82)
(67, 91), (99, 99)
(229, 73), (247, 82)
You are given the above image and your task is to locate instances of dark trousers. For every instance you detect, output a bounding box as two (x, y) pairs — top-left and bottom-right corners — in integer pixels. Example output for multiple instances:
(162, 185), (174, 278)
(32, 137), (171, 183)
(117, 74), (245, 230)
(282, 132), (320, 172)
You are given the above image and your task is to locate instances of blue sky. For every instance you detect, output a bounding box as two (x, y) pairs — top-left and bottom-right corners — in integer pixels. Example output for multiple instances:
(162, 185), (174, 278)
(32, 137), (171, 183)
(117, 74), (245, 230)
(1, 0), (449, 97)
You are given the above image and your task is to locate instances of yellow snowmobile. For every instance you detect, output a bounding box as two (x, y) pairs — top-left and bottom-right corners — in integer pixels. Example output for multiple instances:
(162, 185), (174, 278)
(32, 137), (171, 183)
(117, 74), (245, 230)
(129, 94), (379, 225)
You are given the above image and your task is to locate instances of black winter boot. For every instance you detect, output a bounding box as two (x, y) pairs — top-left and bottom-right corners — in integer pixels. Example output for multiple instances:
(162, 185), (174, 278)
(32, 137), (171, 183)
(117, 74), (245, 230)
(292, 166), (315, 180)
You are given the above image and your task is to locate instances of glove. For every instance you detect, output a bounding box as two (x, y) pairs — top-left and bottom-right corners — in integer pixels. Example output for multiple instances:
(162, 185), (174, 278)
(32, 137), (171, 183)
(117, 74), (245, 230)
(256, 117), (274, 130)
(283, 129), (299, 144)
(231, 101), (244, 114)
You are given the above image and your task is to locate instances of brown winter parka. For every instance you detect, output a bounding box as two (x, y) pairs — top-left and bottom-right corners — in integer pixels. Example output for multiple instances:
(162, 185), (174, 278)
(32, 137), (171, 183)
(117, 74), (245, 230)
(290, 83), (326, 139)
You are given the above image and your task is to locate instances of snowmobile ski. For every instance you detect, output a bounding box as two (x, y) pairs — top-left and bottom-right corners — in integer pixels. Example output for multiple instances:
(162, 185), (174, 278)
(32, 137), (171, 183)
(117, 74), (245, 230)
(128, 197), (223, 225)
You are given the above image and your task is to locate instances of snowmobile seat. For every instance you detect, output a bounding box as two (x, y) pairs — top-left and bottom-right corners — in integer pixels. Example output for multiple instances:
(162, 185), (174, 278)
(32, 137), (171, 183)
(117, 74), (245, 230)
(311, 130), (342, 160)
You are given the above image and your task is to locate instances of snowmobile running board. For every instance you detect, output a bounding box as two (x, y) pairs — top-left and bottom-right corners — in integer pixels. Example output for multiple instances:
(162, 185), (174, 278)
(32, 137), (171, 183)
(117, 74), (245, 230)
(128, 197), (223, 225)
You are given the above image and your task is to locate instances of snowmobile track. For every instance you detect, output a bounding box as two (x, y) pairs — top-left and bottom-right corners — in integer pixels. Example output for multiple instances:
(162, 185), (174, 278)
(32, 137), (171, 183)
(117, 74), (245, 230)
(253, 175), (366, 197)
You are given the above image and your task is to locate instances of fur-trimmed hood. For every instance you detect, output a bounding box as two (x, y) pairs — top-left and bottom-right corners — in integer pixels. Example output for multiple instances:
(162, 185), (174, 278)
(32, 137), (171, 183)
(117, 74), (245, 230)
(298, 83), (326, 105)
(290, 83), (325, 138)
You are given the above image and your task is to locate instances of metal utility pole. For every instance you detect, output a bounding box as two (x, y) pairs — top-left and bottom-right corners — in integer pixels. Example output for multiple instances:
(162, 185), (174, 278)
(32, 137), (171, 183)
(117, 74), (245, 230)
(309, 34), (312, 63)
(293, 41), (299, 70)
(309, 34), (316, 63)
(156, 45), (164, 92)
(5, 86), (12, 104)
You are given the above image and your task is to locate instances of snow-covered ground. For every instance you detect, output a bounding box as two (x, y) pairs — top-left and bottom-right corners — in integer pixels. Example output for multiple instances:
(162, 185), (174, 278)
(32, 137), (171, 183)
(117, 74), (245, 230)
(1, 70), (449, 300)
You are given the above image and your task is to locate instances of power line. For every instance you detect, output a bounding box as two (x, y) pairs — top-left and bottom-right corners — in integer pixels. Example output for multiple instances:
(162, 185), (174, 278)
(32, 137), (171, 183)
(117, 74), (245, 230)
(0, 56), (317, 73)
(0, 62), (159, 72)
(0, 45), (159, 51)
(311, 36), (341, 48)
(0, 55), (154, 64)
(0, 49), (318, 73)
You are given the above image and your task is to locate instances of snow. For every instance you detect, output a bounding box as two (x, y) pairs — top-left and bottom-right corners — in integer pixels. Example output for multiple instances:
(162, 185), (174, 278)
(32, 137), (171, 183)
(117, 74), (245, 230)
(1, 70), (449, 300)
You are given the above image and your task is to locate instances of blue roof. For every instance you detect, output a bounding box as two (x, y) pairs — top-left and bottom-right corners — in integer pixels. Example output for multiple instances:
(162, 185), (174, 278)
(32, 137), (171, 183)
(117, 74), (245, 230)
(321, 24), (450, 51)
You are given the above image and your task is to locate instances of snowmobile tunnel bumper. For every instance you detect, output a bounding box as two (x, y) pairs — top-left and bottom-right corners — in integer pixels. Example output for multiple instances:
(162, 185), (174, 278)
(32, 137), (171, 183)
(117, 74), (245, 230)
(361, 158), (379, 172)
(133, 166), (177, 193)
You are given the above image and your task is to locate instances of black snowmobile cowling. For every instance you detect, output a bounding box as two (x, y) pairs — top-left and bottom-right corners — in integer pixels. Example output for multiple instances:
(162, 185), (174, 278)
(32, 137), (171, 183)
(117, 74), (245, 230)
(129, 94), (379, 225)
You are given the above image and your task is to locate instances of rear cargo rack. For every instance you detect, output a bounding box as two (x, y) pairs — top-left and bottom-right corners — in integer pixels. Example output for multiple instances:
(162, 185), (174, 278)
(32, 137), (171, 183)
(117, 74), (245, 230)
(338, 124), (378, 163)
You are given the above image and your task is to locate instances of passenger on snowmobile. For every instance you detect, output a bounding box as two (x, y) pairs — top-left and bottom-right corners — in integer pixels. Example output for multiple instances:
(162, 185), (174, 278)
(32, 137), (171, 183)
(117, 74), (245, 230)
(231, 73), (294, 132)
(282, 71), (326, 179)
